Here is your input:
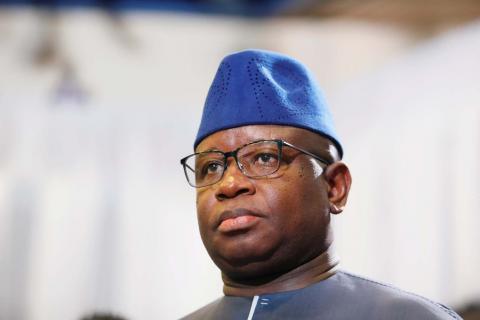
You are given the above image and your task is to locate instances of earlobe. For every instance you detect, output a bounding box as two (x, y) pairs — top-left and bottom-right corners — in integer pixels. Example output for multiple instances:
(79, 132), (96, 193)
(325, 162), (352, 215)
(329, 203), (343, 214)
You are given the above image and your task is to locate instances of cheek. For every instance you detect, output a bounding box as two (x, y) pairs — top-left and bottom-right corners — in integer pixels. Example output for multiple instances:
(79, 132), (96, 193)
(195, 190), (216, 233)
(265, 165), (328, 228)
(260, 175), (305, 227)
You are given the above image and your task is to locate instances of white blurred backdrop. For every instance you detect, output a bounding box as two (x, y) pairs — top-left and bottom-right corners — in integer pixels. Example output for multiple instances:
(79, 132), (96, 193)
(0, 6), (479, 320)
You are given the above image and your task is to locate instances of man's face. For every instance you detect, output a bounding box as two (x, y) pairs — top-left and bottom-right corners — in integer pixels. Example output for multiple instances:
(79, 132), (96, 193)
(195, 125), (336, 282)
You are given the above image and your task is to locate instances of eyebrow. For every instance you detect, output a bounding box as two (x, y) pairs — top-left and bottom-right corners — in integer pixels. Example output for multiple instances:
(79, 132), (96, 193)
(199, 148), (221, 153)
(197, 138), (273, 153)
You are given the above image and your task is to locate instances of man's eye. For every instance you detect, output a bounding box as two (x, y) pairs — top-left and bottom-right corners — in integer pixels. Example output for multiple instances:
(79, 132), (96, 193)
(202, 161), (223, 175)
(255, 153), (278, 166)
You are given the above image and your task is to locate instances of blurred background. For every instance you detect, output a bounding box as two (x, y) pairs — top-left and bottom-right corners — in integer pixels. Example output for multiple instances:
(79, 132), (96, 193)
(0, 0), (479, 319)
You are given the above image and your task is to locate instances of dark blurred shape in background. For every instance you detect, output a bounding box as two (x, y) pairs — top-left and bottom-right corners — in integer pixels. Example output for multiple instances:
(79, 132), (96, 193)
(0, 0), (300, 16)
(458, 302), (480, 320)
(80, 312), (127, 320)
(0, 0), (479, 319)
(0, 0), (479, 23)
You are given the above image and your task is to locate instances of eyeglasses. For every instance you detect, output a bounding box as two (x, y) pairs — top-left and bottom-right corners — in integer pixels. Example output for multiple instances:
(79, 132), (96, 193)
(180, 139), (331, 188)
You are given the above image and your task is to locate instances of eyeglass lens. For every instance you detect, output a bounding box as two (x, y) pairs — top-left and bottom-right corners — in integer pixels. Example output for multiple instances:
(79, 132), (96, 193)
(183, 140), (281, 187)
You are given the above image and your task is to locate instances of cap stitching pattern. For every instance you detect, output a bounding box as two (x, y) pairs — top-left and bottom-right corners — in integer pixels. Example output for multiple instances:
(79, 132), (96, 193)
(247, 57), (312, 121)
(247, 58), (264, 119)
(204, 62), (231, 120)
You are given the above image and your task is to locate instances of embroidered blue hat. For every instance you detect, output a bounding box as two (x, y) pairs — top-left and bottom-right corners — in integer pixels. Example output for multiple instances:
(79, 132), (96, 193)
(194, 49), (343, 158)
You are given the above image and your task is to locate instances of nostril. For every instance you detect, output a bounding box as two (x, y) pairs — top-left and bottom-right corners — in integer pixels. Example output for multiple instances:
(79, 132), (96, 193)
(216, 187), (251, 201)
(216, 192), (228, 201)
(237, 188), (250, 196)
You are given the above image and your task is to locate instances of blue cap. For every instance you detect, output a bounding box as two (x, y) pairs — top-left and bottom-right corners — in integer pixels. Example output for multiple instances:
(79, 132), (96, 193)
(194, 49), (343, 158)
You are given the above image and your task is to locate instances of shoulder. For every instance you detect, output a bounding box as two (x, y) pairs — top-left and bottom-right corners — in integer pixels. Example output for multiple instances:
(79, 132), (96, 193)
(330, 271), (461, 320)
(180, 297), (222, 320)
(179, 296), (252, 320)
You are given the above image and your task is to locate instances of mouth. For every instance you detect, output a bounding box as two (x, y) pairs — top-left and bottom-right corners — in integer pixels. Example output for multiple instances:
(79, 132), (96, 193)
(216, 208), (263, 233)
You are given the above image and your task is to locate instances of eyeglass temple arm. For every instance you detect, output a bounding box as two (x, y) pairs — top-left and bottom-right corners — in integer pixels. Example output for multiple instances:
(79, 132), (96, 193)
(282, 141), (332, 165)
(180, 157), (196, 173)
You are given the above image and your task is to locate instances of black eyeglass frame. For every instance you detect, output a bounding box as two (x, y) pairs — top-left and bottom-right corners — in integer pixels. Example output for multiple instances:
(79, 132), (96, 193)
(180, 139), (332, 188)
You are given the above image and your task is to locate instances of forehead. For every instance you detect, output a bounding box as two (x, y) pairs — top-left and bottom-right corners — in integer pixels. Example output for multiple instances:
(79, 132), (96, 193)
(196, 125), (331, 153)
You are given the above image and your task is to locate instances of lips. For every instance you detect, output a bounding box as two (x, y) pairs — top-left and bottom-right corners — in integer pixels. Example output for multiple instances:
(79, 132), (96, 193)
(216, 208), (263, 233)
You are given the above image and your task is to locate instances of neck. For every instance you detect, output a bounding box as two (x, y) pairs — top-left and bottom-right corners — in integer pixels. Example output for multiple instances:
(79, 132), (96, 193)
(222, 246), (339, 296)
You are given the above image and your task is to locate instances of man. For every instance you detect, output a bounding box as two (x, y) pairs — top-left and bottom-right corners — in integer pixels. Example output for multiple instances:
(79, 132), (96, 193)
(180, 49), (461, 319)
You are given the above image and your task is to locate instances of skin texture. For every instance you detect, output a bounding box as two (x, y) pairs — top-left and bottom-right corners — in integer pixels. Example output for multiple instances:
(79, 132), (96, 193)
(195, 125), (351, 294)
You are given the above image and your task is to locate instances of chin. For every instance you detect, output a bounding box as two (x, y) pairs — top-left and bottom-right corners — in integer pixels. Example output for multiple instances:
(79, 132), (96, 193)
(213, 247), (272, 267)
(207, 229), (273, 256)
(219, 261), (267, 280)
(211, 248), (289, 283)
(219, 259), (286, 284)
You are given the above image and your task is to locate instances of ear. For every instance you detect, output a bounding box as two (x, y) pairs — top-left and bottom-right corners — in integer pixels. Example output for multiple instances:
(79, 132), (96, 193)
(324, 162), (352, 214)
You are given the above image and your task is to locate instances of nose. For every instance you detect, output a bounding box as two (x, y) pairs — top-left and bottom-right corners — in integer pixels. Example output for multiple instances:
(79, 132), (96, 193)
(215, 159), (255, 201)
